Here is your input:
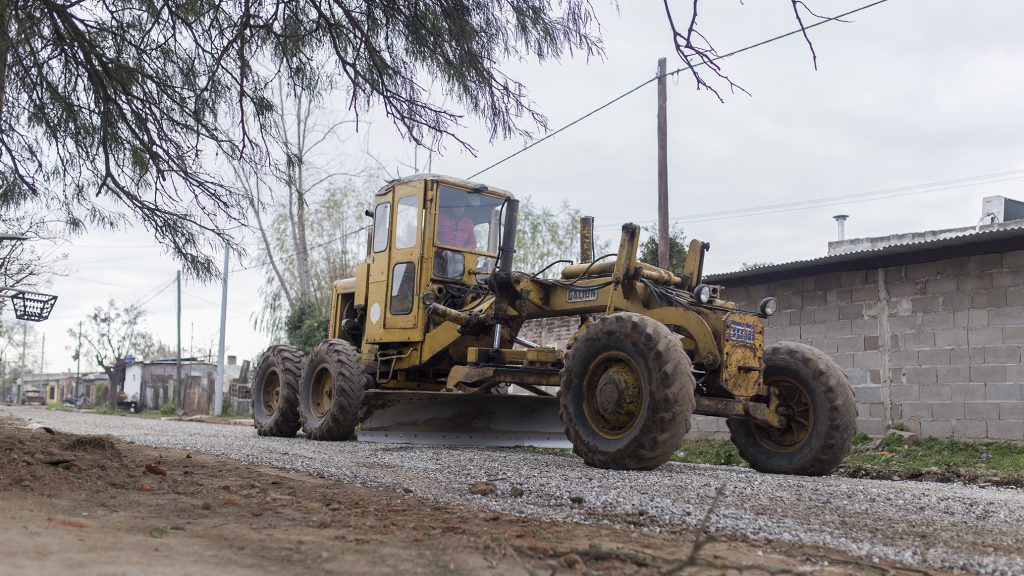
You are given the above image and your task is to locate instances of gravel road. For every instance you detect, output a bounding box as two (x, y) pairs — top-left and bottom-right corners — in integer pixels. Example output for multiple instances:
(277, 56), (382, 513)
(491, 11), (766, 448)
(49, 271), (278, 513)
(8, 406), (1023, 575)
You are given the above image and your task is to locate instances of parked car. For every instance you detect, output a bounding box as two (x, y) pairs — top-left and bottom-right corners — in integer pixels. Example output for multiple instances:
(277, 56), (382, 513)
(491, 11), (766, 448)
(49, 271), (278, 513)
(21, 388), (45, 406)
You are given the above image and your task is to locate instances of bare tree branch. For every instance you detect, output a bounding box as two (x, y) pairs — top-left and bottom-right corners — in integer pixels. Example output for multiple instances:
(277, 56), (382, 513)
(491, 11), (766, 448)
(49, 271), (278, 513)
(662, 1), (840, 101)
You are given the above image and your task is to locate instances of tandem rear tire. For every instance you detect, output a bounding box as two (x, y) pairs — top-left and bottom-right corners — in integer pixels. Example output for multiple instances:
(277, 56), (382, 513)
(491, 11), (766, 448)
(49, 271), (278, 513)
(299, 339), (365, 441)
(559, 312), (695, 470)
(727, 341), (856, 476)
(252, 345), (304, 437)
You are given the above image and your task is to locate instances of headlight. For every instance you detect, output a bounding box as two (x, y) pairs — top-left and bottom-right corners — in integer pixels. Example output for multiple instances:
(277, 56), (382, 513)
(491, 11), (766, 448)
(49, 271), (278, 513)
(693, 284), (712, 304)
(759, 297), (779, 317)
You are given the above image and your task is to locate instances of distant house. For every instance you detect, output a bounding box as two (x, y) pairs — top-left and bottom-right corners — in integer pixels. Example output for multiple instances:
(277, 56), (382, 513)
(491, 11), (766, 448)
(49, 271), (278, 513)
(126, 358), (217, 413)
(710, 196), (1024, 441)
(10, 372), (74, 404)
(12, 368), (109, 401)
(78, 373), (110, 403)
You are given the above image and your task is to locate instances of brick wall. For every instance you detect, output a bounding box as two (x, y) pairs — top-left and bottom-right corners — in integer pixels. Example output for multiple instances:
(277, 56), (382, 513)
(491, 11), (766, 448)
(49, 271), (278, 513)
(725, 250), (1024, 441)
(518, 317), (581, 350)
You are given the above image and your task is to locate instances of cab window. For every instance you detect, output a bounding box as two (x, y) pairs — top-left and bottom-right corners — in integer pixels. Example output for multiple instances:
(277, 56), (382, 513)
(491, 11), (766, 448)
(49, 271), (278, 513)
(395, 195), (420, 249)
(372, 202), (391, 253)
(390, 262), (415, 315)
(435, 186), (503, 254)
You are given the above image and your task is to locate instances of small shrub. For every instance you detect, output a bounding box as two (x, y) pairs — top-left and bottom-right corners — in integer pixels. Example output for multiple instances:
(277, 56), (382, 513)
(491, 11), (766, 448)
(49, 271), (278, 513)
(851, 432), (873, 446)
(879, 433), (907, 451)
(673, 439), (747, 467)
(159, 402), (176, 416)
(709, 442), (744, 466)
(888, 422), (909, 432)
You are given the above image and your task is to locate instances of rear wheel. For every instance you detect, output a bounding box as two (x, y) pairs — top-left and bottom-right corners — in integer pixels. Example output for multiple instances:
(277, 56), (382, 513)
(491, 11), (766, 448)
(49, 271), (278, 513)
(727, 342), (856, 476)
(299, 339), (365, 441)
(252, 345), (304, 437)
(559, 312), (695, 470)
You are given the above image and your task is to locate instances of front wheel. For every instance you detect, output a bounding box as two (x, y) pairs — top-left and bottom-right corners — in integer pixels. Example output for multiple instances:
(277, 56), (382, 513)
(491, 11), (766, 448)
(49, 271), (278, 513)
(299, 339), (365, 441)
(559, 312), (695, 471)
(727, 342), (856, 476)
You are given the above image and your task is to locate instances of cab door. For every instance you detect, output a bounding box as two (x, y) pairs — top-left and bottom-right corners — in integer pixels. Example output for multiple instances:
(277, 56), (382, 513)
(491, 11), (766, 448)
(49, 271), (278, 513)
(384, 182), (425, 331)
(362, 190), (392, 344)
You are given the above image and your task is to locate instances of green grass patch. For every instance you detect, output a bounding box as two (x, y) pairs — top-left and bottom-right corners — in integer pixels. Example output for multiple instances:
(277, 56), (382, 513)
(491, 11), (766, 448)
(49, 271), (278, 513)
(672, 439), (747, 467)
(672, 434), (1024, 487)
(840, 435), (1024, 486)
(129, 411), (172, 419)
(125, 410), (249, 422)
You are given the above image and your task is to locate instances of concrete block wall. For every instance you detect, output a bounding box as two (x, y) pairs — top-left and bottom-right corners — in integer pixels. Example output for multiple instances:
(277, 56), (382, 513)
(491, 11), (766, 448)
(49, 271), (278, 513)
(726, 249), (1024, 441)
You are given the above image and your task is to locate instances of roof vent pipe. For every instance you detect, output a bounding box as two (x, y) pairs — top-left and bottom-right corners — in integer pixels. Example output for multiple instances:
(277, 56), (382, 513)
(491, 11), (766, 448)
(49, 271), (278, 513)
(833, 214), (849, 241)
(977, 212), (998, 231)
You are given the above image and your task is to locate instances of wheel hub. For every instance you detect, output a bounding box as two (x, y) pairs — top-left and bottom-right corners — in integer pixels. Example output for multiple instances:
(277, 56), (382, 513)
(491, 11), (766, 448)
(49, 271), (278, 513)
(311, 367), (333, 419)
(753, 379), (813, 451)
(584, 359), (644, 439)
(261, 372), (281, 416)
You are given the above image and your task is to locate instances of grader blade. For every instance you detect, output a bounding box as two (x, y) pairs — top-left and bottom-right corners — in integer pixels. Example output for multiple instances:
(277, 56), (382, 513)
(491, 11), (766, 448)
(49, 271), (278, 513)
(358, 390), (571, 448)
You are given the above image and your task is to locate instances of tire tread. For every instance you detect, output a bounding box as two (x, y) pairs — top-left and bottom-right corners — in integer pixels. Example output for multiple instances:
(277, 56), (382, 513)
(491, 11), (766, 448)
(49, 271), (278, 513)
(728, 341), (856, 476)
(252, 345), (304, 437)
(559, 312), (695, 470)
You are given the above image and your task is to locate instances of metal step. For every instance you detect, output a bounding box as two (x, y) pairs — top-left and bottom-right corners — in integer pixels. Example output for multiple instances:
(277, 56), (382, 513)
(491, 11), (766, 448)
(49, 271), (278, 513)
(358, 390), (571, 448)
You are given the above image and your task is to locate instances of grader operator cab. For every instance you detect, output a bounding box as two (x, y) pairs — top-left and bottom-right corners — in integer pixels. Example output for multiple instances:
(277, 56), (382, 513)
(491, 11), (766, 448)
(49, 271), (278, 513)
(253, 175), (856, 474)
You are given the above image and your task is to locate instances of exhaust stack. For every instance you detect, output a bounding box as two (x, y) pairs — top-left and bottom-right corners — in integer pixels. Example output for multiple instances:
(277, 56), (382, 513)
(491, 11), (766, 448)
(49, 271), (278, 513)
(833, 214), (849, 241)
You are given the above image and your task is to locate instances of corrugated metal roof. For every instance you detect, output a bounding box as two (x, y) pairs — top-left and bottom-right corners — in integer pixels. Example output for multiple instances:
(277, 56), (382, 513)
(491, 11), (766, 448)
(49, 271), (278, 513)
(706, 221), (1024, 283)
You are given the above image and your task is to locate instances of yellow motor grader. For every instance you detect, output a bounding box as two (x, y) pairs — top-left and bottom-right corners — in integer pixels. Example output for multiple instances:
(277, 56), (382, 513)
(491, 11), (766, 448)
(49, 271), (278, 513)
(253, 174), (856, 474)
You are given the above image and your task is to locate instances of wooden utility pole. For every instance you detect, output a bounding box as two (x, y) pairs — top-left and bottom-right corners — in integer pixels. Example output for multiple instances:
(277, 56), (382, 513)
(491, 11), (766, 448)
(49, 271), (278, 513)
(657, 57), (670, 270)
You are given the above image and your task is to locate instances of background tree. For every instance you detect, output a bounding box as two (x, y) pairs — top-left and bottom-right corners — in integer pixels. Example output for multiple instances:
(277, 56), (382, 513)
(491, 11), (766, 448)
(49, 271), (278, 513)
(237, 77), (372, 350)
(73, 300), (156, 411)
(0, 318), (38, 402)
(515, 198), (611, 278)
(254, 178), (372, 347)
(0, 212), (66, 319)
(662, 1), (836, 101)
(741, 261), (775, 271)
(639, 224), (688, 273)
(1, 0), (834, 280)
(0, 0), (605, 280)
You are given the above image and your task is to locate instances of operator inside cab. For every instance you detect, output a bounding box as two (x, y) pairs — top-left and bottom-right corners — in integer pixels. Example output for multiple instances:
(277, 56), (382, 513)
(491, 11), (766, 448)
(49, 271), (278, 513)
(433, 186), (504, 280)
(438, 192), (478, 250)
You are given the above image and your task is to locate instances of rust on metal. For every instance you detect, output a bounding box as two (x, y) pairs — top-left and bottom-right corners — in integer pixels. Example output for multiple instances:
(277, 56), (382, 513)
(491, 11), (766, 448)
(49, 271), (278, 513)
(694, 396), (787, 429)
(579, 215), (595, 263)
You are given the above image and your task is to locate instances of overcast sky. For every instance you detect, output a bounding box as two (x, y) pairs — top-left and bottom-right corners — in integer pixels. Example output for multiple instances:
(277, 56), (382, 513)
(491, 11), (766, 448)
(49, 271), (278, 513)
(11, 0), (1024, 375)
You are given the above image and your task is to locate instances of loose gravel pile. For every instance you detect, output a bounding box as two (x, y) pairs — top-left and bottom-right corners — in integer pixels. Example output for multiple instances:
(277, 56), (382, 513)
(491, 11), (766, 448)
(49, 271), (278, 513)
(9, 406), (1024, 575)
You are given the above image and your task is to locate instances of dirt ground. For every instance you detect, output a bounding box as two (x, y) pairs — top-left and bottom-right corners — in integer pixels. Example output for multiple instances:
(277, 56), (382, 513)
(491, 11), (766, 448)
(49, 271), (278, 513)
(0, 416), (939, 576)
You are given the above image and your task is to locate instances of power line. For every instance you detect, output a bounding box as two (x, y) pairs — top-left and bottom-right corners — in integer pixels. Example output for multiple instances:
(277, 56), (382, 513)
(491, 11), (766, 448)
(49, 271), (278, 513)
(137, 278), (177, 308)
(231, 225), (370, 275)
(61, 274), (165, 293)
(467, 0), (891, 180)
(594, 169), (1024, 231)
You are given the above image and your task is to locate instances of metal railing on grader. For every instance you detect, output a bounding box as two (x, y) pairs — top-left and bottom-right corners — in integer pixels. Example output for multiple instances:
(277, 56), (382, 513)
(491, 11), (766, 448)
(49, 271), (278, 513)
(253, 175), (856, 474)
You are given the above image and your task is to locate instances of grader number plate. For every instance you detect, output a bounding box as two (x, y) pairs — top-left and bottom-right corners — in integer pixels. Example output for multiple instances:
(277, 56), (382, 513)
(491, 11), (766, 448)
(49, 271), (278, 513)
(726, 320), (756, 344)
